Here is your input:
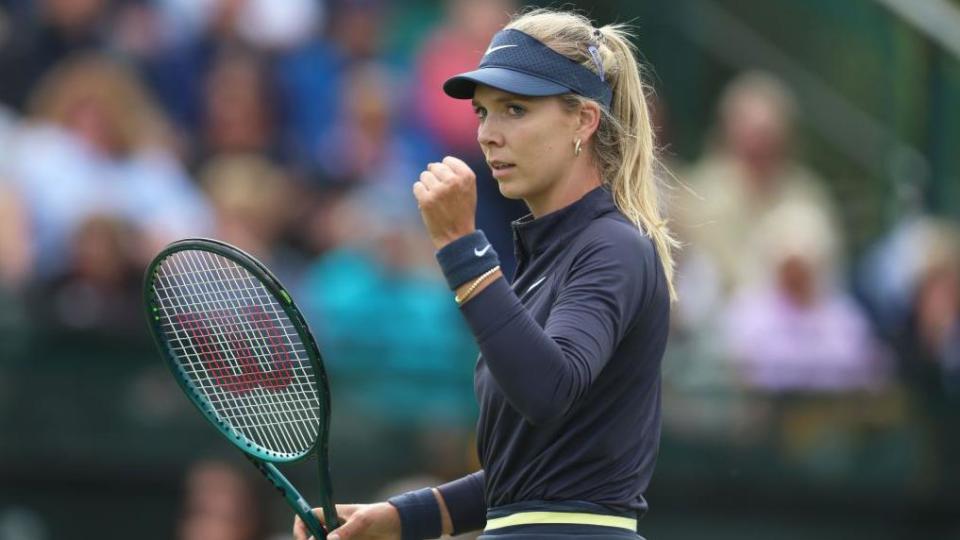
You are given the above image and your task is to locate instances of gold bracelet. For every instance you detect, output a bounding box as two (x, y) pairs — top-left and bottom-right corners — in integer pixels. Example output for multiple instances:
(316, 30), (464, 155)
(455, 266), (500, 305)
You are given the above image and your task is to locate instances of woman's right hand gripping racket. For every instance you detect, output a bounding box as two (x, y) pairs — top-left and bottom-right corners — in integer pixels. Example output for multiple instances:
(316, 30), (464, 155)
(144, 238), (339, 539)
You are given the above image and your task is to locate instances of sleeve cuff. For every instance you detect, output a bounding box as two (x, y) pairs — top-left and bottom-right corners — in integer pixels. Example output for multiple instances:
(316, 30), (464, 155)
(387, 487), (442, 540)
(437, 471), (486, 535)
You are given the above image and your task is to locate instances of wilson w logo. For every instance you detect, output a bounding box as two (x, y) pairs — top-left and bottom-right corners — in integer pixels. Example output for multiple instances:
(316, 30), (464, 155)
(175, 306), (294, 394)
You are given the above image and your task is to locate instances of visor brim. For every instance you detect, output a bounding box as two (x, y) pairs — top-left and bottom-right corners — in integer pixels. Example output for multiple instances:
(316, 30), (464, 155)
(443, 67), (571, 100)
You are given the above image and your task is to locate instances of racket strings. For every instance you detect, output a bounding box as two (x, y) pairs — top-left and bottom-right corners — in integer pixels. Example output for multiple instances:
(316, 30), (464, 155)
(152, 249), (322, 457)
(157, 255), (312, 453)
(178, 250), (319, 450)
(160, 251), (316, 454)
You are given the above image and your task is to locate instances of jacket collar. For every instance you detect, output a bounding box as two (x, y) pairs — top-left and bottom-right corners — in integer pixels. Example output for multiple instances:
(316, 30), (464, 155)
(511, 186), (619, 261)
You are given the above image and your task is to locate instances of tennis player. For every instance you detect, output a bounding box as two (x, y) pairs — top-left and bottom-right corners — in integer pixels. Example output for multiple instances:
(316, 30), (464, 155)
(295, 8), (676, 540)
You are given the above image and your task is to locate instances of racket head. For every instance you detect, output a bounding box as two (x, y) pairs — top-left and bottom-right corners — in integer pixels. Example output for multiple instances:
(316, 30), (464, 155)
(144, 238), (332, 463)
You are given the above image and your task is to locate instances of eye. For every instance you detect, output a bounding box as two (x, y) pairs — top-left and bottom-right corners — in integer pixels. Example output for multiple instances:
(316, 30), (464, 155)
(473, 106), (487, 120)
(507, 104), (525, 117)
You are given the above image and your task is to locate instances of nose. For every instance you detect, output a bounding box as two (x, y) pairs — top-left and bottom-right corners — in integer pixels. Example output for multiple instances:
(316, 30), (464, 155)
(477, 116), (504, 151)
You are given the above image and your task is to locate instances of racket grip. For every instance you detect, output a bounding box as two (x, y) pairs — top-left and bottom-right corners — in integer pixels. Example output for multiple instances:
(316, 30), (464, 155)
(247, 457), (328, 539)
(295, 501), (328, 540)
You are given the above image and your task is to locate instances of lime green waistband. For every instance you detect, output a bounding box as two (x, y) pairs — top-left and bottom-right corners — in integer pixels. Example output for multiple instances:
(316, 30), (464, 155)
(484, 511), (638, 532)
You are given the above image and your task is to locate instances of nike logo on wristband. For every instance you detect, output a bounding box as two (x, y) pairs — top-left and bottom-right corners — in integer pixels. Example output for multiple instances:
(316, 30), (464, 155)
(474, 245), (492, 257)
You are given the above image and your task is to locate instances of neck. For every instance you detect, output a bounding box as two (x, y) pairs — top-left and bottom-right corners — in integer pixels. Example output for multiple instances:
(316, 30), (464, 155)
(526, 164), (603, 218)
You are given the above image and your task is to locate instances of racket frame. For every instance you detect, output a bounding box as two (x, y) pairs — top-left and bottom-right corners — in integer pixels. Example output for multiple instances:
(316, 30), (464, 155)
(144, 238), (338, 538)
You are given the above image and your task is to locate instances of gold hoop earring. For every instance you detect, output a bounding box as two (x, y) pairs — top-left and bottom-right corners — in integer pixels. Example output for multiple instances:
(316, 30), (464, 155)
(574, 138), (582, 156)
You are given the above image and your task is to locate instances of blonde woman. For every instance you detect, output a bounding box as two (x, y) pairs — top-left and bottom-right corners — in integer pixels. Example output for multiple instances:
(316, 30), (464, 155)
(12, 53), (211, 276)
(296, 8), (675, 540)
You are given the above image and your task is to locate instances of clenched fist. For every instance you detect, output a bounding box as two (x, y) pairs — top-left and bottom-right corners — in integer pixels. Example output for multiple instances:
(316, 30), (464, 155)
(412, 156), (477, 250)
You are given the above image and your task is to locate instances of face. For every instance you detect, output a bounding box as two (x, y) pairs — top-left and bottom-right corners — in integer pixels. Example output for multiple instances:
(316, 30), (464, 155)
(722, 93), (788, 180)
(472, 85), (580, 205)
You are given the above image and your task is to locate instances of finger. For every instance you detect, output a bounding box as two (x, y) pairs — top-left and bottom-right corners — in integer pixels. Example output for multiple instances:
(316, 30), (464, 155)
(295, 508), (329, 540)
(296, 505), (360, 540)
(293, 515), (309, 540)
(419, 170), (441, 190)
(328, 509), (372, 540)
(427, 161), (456, 182)
(413, 181), (428, 202)
(442, 155), (473, 177)
(335, 504), (362, 521)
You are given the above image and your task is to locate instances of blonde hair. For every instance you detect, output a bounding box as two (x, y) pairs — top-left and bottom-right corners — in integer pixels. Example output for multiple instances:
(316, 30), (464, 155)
(29, 53), (172, 156)
(506, 9), (679, 300)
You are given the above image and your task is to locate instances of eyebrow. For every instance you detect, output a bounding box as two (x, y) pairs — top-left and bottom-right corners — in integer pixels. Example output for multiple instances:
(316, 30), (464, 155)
(472, 95), (533, 108)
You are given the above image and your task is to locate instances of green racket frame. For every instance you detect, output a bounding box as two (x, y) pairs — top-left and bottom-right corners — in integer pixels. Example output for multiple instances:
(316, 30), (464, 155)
(143, 238), (338, 539)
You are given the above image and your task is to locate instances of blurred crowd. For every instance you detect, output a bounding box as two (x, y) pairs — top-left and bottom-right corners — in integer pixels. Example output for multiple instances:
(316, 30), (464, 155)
(0, 0), (531, 424)
(661, 71), (960, 492)
(0, 0), (959, 536)
(667, 71), (960, 402)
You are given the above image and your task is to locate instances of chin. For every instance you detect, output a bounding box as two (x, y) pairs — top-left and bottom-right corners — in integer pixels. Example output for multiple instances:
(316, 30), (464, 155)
(496, 181), (527, 201)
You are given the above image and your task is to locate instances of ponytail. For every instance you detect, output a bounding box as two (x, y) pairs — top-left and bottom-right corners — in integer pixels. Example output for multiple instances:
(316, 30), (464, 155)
(507, 10), (679, 301)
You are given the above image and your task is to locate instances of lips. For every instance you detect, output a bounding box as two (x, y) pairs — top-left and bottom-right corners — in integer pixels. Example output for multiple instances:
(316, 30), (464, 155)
(488, 160), (515, 180)
(488, 160), (515, 171)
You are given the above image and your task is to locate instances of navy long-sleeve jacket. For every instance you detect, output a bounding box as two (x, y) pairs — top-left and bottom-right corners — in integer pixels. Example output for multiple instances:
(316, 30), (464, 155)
(437, 186), (670, 533)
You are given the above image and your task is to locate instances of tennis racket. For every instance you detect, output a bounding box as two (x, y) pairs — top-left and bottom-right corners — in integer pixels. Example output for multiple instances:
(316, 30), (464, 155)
(143, 238), (338, 539)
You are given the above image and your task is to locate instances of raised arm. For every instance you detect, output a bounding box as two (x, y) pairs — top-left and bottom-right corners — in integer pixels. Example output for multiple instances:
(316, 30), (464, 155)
(459, 231), (650, 425)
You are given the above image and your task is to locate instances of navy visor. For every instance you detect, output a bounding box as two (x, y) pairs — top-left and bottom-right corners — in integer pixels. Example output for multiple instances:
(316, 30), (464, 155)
(443, 29), (613, 108)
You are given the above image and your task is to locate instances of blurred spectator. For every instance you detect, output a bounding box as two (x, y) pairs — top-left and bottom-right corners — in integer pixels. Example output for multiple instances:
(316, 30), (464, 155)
(7, 53), (212, 277)
(0, 106), (32, 347)
(131, 0), (319, 140)
(199, 153), (305, 284)
(232, 0), (322, 52)
(722, 202), (888, 392)
(178, 460), (267, 540)
(313, 61), (435, 187)
(413, 0), (514, 155)
(0, 187), (32, 357)
(275, 0), (388, 175)
(410, 0), (526, 277)
(197, 50), (279, 165)
(0, 0), (110, 111)
(882, 219), (960, 399)
(0, 107), (32, 290)
(118, 0), (214, 136)
(300, 186), (477, 429)
(675, 71), (841, 325)
(27, 215), (143, 336)
(0, 186), (33, 290)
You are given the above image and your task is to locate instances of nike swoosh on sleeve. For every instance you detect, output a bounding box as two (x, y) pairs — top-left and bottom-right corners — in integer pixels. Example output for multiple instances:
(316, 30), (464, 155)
(474, 245), (492, 257)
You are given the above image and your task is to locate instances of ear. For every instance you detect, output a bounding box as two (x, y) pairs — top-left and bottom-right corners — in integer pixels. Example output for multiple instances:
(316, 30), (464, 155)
(575, 100), (602, 142)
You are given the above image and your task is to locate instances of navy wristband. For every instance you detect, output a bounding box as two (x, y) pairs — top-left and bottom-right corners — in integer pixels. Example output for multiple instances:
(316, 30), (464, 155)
(436, 230), (500, 290)
(387, 487), (442, 540)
